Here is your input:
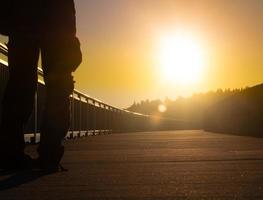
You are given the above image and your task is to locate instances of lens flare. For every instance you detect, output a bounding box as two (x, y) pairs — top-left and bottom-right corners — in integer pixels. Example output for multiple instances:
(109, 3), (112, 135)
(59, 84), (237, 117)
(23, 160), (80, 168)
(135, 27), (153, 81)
(158, 104), (167, 113)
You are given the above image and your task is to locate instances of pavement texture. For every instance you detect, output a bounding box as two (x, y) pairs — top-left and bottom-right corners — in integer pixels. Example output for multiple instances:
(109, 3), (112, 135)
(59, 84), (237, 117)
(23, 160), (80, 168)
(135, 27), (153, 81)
(0, 130), (263, 200)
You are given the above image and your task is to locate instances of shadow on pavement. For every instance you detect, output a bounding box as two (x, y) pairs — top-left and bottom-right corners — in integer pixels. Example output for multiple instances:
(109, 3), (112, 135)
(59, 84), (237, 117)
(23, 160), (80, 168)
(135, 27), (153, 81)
(0, 170), (48, 191)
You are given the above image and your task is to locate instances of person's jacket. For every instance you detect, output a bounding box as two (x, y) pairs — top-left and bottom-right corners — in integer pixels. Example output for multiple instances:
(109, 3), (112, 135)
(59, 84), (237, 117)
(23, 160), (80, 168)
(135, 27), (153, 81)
(0, 0), (76, 38)
(0, 1), (10, 35)
(0, 0), (81, 72)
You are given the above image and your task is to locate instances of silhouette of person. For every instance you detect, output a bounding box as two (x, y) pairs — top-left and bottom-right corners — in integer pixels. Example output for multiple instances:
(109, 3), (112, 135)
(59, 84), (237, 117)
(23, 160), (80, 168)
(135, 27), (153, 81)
(0, 0), (82, 171)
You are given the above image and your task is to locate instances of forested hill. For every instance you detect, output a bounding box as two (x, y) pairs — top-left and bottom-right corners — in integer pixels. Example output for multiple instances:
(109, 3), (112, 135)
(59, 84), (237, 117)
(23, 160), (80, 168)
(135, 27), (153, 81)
(204, 83), (263, 136)
(127, 83), (263, 136)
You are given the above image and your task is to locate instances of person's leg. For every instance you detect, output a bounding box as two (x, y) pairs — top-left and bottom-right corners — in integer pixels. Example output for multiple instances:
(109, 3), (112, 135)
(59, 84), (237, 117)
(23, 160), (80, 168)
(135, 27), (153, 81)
(38, 40), (74, 170)
(0, 35), (39, 166)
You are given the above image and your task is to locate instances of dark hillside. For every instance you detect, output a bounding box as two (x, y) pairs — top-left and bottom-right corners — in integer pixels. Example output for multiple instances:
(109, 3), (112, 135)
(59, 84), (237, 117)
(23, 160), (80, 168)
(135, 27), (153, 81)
(128, 84), (263, 136)
(204, 83), (263, 136)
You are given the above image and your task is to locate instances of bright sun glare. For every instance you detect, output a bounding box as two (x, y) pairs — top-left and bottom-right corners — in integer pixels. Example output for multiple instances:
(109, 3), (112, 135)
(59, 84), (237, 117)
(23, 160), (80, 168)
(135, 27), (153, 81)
(158, 33), (205, 85)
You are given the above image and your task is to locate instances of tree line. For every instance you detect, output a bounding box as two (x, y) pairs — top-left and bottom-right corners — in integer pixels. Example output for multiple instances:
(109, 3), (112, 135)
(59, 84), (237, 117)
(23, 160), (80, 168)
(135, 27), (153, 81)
(127, 84), (263, 137)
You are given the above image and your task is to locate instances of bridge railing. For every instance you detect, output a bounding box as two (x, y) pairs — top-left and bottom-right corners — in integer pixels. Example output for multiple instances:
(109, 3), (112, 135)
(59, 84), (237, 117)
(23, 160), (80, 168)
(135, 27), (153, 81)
(0, 42), (189, 144)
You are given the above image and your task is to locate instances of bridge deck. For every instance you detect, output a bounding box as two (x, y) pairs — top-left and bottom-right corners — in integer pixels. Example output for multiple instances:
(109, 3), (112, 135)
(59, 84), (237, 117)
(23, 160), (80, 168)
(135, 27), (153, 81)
(1, 130), (263, 199)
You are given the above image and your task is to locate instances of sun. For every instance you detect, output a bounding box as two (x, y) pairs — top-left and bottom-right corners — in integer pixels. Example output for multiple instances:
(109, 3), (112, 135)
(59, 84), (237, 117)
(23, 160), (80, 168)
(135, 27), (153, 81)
(158, 32), (205, 85)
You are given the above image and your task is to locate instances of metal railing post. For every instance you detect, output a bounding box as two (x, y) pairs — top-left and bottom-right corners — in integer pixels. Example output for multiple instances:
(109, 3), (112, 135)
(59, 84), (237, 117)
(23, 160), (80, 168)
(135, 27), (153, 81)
(32, 90), (38, 144)
(93, 100), (96, 135)
(70, 93), (74, 139)
(78, 94), (81, 137)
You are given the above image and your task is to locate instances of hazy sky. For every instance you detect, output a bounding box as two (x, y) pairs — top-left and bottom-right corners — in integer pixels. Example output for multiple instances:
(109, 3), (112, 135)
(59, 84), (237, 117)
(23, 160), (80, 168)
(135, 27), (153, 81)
(1, 0), (263, 107)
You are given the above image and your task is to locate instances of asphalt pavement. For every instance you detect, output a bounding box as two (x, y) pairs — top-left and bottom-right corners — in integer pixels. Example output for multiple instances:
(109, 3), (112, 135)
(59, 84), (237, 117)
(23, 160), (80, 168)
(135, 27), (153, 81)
(0, 130), (263, 199)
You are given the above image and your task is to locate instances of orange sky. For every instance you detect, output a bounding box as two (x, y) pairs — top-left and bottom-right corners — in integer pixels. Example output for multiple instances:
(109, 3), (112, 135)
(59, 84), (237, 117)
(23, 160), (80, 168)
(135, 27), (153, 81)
(73, 0), (263, 107)
(1, 0), (263, 108)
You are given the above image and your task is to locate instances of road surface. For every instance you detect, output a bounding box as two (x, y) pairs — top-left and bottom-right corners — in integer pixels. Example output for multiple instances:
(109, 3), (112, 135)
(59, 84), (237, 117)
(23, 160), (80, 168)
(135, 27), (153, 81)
(1, 130), (263, 199)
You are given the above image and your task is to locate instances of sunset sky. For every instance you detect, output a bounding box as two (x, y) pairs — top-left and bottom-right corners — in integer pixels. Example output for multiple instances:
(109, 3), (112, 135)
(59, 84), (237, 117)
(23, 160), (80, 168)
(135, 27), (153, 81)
(1, 0), (263, 108)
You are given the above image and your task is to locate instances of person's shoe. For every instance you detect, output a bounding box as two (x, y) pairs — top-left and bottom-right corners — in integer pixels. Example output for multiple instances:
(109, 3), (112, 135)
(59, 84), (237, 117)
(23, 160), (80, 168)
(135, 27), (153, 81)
(33, 158), (67, 174)
(0, 154), (35, 170)
(35, 146), (67, 173)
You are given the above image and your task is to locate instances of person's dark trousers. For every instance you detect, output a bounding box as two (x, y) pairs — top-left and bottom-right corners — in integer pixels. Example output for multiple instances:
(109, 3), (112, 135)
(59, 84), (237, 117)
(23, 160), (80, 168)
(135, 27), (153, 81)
(0, 35), (74, 166)
(38, 38), (74, 166)
(0, 34), (39, 159)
